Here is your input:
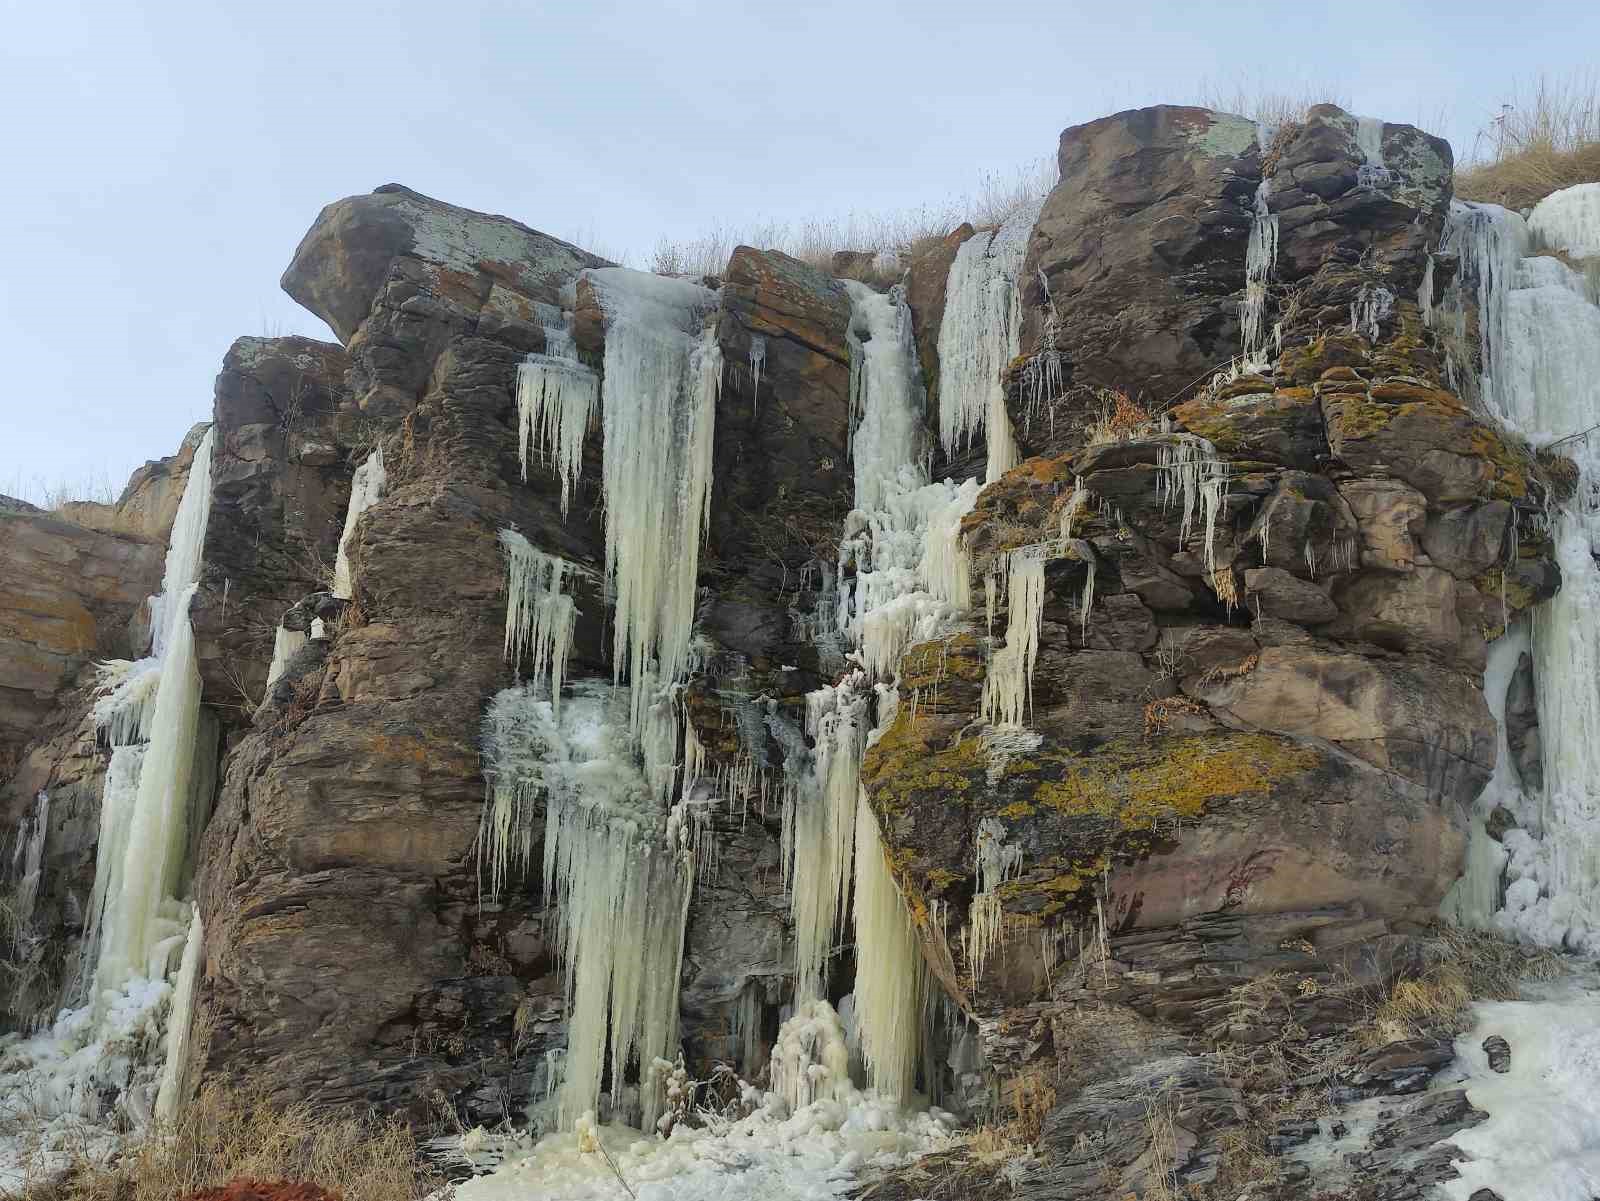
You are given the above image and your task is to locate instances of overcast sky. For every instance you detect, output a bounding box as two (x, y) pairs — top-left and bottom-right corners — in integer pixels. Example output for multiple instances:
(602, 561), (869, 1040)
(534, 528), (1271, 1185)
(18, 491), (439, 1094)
(3, 0), (1595, 503)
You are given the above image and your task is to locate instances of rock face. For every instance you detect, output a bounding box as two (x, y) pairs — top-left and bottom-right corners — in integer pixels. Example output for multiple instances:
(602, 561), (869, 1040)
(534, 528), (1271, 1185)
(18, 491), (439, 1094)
(0, 505), (164, 768)
(1021, 106), (1262, 407)
(0, 101), (1557, 1200)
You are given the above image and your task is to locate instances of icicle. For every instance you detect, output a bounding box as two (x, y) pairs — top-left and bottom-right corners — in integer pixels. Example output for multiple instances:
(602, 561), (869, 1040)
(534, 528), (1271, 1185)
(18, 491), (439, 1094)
(589, 268), (721, 736)
(517, 353), (598, 518)
(499, 528), (580, 710)
(981, 548), (1047, 729)
(845, 282), (926, 513)
(748, 335), (766, 416)
(10, 791), (50, 953)
(1350, 284), (1395, 342)
(333, 445), (384, 601)
(1354, 115), (1391, 190)
(961, 817), (1023, 988)
(851, 789), (927, 1100)
(936, 199), (1043, 483)
(478, 683), (693, 1131)
(1158, 434), (1230, 584)
(264, 625), (307, 691)
(92, 657), (162, 747)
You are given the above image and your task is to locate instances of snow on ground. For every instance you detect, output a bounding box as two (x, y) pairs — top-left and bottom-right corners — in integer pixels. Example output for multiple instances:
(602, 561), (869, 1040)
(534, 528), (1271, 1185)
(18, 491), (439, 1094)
(452, 1096), (951, 1201)
(1440, 976), (1600, 1201)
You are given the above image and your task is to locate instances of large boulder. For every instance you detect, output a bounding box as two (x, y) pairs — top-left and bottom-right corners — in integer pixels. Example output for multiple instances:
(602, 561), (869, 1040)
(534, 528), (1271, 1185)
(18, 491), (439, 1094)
(1020, 105), (1262, 404)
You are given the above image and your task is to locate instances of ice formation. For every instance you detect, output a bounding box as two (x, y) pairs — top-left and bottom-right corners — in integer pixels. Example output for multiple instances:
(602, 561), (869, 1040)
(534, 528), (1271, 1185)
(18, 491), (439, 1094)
(454, 998), (954, 1201)
(748, 334), (766, 415)
(333, 445), (384, 600)
(9, 792), (49, 955)
(1241, 161), (1280, 370)
(499, 529), (581, 707)
(479, 683), (695, 1133)
(1158, 434), (1230, 586)
(936, 197), (1044, 483)
(518, 312), (600, 517)
(844, 281), (926, 513)
(1354, 115), (1391, 190)
(1438, 986), (1600, 1201)
(1529, 182), (1600, 261)
(3, 430), (217, 1175)
(93, 427), (215, 1000)
(980, 546), (1047, 729)
(962, 817), (1024, 988)
(850, 792), (928, 1100)
(263, 624), (307, 691)
(1428, 186), (1600, 950)
(154, 911), (203, 1120)
(588, 267), (721, 735)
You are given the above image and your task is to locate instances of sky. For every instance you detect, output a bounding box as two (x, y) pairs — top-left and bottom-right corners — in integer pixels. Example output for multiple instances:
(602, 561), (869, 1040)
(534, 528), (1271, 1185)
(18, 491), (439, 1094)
(2, 0), (1596, 504)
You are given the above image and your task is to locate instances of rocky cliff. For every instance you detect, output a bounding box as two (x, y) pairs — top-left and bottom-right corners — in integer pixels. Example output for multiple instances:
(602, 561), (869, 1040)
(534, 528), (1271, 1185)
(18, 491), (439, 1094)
(0, 104), (1571, 1198)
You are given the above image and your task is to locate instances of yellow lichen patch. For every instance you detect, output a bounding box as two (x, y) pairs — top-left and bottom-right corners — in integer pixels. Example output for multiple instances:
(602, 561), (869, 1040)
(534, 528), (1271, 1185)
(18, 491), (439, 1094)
(1034, 732), (1319, 831)
(1370, 381), (1464, 408)
(1215, 374), (1275, 400)
(1468, 425), (1531, 501)
(862, 708), (984, 816)
(1324, 391), (1392, 440)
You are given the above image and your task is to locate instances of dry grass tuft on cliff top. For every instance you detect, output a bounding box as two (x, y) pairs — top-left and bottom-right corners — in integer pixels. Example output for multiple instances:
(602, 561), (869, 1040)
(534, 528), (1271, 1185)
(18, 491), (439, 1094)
(9, 1084), (439, 1201)
(1455, 73), (1600, 210)
(647, 157), (1058, 280)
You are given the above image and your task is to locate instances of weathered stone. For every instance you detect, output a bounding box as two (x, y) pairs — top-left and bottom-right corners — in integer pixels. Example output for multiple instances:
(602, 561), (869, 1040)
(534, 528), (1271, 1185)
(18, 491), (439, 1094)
(1505, 650), (1543, 793)
(1340, 477), (1427, 571)
(1243, 566), (1338, 624)
(1423, 501), (1513, 577)
(1022, 106), (1261, 404)
(1333, 564), (1464, 656)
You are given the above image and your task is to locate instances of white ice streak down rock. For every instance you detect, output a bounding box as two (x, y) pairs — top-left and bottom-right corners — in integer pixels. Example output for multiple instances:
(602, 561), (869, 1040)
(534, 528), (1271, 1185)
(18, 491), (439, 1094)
(1429, 186), (1600, 951)
(588, 267), (721, 737)
(333, 444), (384, 600)
(1241, 150), (1280, 371)
(936, 197), (1044, 483)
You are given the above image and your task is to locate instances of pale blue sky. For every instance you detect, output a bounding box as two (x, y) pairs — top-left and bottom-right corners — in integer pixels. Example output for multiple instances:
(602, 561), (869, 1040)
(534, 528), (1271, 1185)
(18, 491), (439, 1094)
(3, 0), (1595, 502)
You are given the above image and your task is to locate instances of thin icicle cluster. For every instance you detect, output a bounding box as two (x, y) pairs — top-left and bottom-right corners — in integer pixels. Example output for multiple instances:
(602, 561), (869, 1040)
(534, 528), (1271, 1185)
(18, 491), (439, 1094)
(962, 817), (1024, 987)
(1349, 284), (1394, 342)
(498, 529), (580, 708)
(935, 198), (1043, 483)
(333, 445), (385, 600)
(1020, 268), (1065, 428)
(478, 683), (694, 1132)
(588, 267), (721, 735)
(980, 547), (1047, 729)
(9, 792), (50, 955)
(1157, 434), (1231, 587)
(517, 352), (598, 518)
(850, 791), (928, 1100)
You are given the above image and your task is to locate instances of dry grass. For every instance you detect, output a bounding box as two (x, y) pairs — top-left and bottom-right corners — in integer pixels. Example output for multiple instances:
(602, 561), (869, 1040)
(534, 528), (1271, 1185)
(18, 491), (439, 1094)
(646, 158), (1057, 280)
(1, 469), (120, 513)
(1084, 389), (1157, 446)
(1455, 73), (1600, 209)
(1192, 79), (1351, 130)
(1359, 924), (1564, 1047)
(7, 1084), (441, 1201)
